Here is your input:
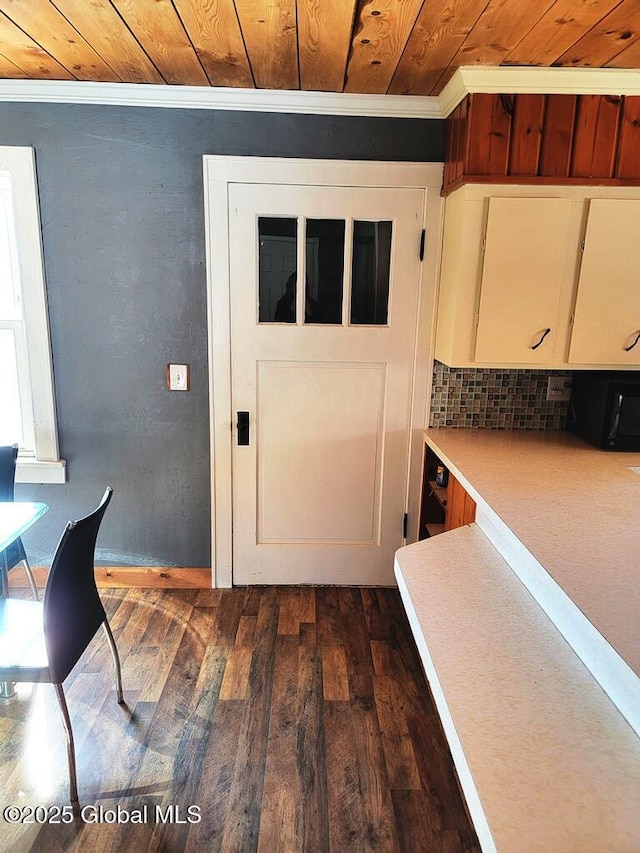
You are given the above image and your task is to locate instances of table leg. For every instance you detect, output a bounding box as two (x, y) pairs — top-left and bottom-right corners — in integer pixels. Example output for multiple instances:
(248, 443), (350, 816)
(0, 550), (17, 701)
(0, 549), (7, 597)
(0, 682), (17, 701)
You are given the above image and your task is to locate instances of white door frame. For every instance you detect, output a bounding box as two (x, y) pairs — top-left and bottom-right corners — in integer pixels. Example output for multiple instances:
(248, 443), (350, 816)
(203, 156), (444, 587)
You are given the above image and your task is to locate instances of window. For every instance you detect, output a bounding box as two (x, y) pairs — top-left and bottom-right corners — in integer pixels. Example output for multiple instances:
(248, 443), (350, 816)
(258, 217), (297, 322)
(257, 215), (392, 327)
(0, 147), (64, 483)
(351, 220), (392, 325)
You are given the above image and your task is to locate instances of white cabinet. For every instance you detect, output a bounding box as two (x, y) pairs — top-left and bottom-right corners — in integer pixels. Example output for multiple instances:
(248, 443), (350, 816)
(434, 185), (640, 369)
(474, 197), (571, 364)
(569, 199), (640, 366)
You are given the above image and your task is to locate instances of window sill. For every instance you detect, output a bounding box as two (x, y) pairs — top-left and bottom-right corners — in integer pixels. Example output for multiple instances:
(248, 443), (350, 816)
(16, 458), (66, 484)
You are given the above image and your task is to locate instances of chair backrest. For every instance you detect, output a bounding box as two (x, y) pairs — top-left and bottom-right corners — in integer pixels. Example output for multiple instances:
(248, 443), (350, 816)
(0, 444), (19, 503)
(43, 487), (113, 683)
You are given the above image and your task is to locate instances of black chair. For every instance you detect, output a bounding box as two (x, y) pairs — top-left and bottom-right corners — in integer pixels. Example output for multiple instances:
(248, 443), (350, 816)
(0, 487), (124, 809)
(0, 444), (38, 599)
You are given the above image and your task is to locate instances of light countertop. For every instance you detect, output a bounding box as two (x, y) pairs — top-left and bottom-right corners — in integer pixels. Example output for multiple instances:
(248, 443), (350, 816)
(423, 428), (640, 681)
(395, 525), (640, 853)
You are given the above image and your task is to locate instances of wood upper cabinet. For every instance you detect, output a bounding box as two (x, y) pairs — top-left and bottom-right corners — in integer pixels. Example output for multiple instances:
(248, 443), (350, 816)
(475, 197), (571, 364)
(568, 199), (640, 366)
(443, 93), (640, 194)
(435, 184), (640, 369)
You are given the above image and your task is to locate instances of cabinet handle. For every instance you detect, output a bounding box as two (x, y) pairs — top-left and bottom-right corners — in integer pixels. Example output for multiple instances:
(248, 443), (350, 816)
(531, 328), (551, 350)
(624, 331), (640, 352)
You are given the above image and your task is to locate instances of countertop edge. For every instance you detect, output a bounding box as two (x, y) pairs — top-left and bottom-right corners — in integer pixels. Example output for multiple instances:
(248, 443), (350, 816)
(394, 556), (498, 853)
(423, 430), (640, 738)
(395, 526), (640, 852)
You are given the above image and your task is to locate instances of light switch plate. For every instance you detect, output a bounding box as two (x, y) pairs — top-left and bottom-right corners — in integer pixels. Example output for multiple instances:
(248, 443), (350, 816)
(546, 375), (572, 402)
(167, 363), (190, 391)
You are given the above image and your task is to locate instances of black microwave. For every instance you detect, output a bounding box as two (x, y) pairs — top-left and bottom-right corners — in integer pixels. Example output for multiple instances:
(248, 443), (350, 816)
(569, 371), (640, 451)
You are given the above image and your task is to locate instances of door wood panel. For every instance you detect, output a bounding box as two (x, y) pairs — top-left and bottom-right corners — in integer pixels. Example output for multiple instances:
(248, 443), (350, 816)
(257, 361), (385, 543)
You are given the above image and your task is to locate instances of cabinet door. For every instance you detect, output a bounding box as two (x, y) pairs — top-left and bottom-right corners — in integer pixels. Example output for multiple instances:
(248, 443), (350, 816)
(444, 475), (476, 532)
(474, 197), (572, 363)
(569, 199), (640, 366)
(444, 476), (462, 532)
(462, 489), (477, 526)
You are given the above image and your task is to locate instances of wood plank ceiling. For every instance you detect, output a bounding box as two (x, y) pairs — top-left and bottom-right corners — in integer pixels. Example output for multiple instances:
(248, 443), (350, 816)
(0, 0), (638, 97)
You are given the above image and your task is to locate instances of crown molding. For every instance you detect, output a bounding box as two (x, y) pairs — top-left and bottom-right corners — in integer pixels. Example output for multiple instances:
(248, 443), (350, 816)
(0, 79), (442, 119)
(2, 68), (639, 121)
(439, 66), (640, 117)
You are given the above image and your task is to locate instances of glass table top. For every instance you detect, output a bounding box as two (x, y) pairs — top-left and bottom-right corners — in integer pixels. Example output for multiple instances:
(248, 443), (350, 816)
(0, 502), (48, 554)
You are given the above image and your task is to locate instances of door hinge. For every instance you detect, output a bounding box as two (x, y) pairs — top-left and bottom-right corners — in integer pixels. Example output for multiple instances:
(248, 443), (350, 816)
(580, 239), (585, 252)
(403, 512), (408, 538)
(419, 229), (426, 261)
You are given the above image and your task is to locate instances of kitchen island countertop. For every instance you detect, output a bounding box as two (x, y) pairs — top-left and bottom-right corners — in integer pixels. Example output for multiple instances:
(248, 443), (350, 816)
(423, 428), (640, 681)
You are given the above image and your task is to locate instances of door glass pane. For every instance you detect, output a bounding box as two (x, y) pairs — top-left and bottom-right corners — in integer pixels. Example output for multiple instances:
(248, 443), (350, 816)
(259, 217), (297, 323)
(351, 221), (392, 325)
(305, 219), (345, 325)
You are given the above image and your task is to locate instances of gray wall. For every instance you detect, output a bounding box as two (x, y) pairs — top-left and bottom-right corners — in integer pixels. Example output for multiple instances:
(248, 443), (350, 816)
(0, 102), (444, 567)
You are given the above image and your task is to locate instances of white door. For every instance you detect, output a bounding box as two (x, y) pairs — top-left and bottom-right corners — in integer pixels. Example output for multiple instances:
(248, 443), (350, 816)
(229, 182), (425, 585)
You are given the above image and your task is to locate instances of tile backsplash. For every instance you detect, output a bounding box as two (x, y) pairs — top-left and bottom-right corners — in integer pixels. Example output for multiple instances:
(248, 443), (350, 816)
(430, 362), (570, 430)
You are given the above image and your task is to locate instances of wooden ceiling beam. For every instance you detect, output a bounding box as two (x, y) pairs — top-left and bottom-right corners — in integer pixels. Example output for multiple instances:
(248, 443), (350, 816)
(0, 10), (74, 79)
(233, 0), (298, 90)
(0, 0), (120, 82)
(0, 1), (639, 97)
(445, 0), (557, 67)
(388, 0), (488, 96)
(0, 51), (30, 78)
(50, 0), (164, 83)
(172, 0), (254, 88)
(110, 0), (209, 86)
(345, 0), (424, 95)
(556, 1), (640, 67)
(506, 0), (624, 67)
(606, 33), (640, 68)
(297, 0), (358, 92)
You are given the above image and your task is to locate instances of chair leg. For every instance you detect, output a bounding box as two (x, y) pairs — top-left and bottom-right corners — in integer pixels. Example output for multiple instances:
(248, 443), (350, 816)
(53, 683), (79, 809)
(102, 620), (124, 704)
(20, 557), (39, 601)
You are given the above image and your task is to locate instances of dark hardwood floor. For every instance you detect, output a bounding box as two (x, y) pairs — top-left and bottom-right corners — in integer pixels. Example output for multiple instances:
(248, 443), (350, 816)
(1, 587), (479, 852)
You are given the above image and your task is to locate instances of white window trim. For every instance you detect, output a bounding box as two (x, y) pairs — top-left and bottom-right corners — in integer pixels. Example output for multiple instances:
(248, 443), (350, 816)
(0, 146), (65, 484)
